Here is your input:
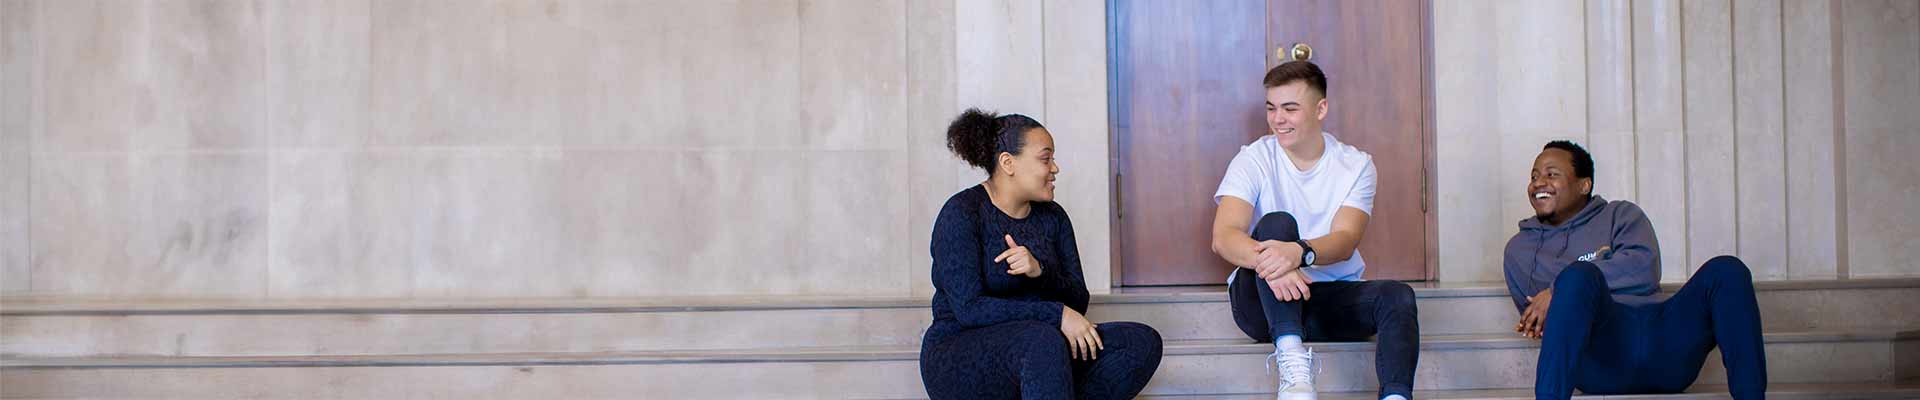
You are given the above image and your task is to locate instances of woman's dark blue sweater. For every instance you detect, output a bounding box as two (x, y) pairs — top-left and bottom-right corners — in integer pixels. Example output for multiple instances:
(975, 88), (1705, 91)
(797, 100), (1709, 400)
(923, 185), (1090, 347)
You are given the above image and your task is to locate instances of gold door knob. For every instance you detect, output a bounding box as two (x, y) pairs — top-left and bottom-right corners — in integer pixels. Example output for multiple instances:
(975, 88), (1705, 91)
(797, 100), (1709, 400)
(1278, 43), (1313, 62)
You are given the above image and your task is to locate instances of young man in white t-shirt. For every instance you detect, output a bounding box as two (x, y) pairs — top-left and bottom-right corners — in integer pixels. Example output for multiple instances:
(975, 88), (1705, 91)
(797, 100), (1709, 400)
(1210, 61), (1419, 400)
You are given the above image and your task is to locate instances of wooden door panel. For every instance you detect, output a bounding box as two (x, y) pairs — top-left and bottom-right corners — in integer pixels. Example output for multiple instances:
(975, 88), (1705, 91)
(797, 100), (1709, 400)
(1267, 0), (1430, 281)
(1109, 0), (1267, 286)
(1111, 0), (1432, 285)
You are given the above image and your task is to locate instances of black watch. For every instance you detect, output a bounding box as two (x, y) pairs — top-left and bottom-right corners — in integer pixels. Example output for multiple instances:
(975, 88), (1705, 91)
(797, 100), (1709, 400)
(1296, 240), (1316, 268)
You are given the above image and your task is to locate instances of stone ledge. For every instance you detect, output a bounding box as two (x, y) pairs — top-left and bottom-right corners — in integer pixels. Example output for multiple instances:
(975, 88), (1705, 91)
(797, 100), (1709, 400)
(5, 278), (1916, 316)
(7, 329), (1909, 370)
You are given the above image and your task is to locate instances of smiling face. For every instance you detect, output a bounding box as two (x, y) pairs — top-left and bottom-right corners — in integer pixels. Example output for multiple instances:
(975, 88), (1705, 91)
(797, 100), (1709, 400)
(1528, 148), (1593, 225)
(1264, 81), (1328, 149)
(997, 127), (1059, 202)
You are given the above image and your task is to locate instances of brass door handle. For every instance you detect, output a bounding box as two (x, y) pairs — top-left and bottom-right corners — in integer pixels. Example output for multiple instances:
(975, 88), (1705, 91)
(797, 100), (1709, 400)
(1277, 42), (1313, 62)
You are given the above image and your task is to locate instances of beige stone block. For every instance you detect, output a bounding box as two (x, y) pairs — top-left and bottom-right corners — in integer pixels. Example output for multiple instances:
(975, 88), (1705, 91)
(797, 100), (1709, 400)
(1782, 0), (1839, 279)
(0, 0), (32, 143)
(370, 0), (642, 148)
(0, 145), (21, 295)
(795, 0), (926, 298)
(0, 334), (1906, 397)
(31, 153), (269, 298)
(552, 148), (914, 297)
(367, 0), (526, 147)
(7, 282), (1916, 358)
(266, 150), (413, 298)
(1840, 1), (1920, 135)
(1633, 0), (1690, 282)
(37, 0), (147, 152)
(1434, 0), (1585, 282)
(572, 0), (803, 148)
(1699, 339), (1894, 384)
(1488, 1), (1586, 136)
(499, 0), (620, 149)
(804, 150), (912, 296)
(264, 0), (371, 148)
(1088, 301), (1240, 341)
(551, 150), (687, 297)
(1408, 347), (1542, 392)
(0, 361), (931, 399)
(1753, 287), (1920, 331)
(673, 150), (812, 295)
(1683, 0), (1738, 274)
(138, 0), (267, 150)
(800, 0), (907, 151)
(276, 150), (580, 298)
(1, 0), (34, 294)
(1733, 0), (1789, 280)
(1145, 345), (1543, 394)
(671, 0), (803, 149)
(1043, 0), (1111, 293)
(28, 153), (130, 296)
(1416, 296), (1524, 336)
(906, 0), (959, 297)
(124, 153), (270, 298)
(1841, 0), (1920, 278)
(1587, 0), (1636, 202)
(1431, 120), (1505, 279)
(1635, 136), (1693, 282)
(1434, 0), (1515, 282)
(956, 0), (1044, 116)
(406, 150), (575, 297)
(543, 0), (648, 148)
(0, 307), (933, 357)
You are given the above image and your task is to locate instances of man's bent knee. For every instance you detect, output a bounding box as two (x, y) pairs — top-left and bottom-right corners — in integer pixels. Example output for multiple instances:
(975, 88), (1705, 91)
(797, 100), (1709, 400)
(1252, 212), (1301, 242)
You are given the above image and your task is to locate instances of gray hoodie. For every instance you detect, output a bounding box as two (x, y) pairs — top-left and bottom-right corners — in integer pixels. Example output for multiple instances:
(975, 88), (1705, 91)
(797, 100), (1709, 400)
(1502, 196), (1662, 314)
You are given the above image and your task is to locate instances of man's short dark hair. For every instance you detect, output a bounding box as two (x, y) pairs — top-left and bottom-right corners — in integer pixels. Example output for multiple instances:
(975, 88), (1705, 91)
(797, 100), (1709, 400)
(1263, 61), (1327, 98)
(1543, 140), (1595, 184)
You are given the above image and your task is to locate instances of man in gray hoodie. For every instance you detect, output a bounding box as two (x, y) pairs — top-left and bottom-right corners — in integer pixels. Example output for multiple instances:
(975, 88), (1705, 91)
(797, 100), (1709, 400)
(1503, 141), (1767, 400)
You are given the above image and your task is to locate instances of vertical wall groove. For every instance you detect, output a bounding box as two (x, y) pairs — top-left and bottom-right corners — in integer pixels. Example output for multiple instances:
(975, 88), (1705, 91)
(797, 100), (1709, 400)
(1829, 0), (1848, 278)
(1677, 0), (1692, 274)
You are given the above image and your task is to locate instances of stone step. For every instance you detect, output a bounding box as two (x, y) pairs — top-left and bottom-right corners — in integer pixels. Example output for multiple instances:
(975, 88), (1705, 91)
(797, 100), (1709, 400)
(5, 279), (1916, 357)
(1141, 382), (1920, 399)
(6, 330), (1913, 398)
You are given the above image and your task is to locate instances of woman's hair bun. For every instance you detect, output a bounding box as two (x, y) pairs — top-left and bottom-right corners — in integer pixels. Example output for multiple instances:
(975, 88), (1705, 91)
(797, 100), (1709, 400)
(946, 108), (1002, 171)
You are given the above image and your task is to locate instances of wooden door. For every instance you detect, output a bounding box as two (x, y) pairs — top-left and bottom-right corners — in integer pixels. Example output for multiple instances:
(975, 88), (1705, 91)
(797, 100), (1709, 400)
(1110, 0), (1433, 285)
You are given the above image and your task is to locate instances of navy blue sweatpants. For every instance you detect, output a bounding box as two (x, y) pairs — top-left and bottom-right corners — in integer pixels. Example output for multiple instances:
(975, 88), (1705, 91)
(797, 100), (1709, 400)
(1537, 256), (1768, 399)
(920, 320), (1163, 399)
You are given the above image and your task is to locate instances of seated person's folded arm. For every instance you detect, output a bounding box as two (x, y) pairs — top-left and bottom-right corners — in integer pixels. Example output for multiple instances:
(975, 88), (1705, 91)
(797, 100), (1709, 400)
(1302, 206), (1369, 266)
(1585, 204), (1662, 296)
(932, 206), (1063, 329)
(1211, 196), (1265, 268)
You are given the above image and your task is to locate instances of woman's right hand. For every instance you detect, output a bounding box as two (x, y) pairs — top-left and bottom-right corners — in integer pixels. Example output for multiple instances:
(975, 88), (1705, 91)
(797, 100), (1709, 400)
(1060, 307), (1104, 361)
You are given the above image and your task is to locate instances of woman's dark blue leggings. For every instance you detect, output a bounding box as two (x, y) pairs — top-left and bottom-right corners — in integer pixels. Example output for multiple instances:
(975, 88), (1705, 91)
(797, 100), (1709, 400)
(920, 320), (1163, 400)
(1536, 256), (1767, 400)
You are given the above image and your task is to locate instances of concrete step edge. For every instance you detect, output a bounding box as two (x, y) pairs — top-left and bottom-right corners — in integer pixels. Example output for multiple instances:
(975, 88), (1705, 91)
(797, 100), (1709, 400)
(7, 278), (1918, 316)
(1136, 381), (1920, 399)
(7, 328), (1909, 369)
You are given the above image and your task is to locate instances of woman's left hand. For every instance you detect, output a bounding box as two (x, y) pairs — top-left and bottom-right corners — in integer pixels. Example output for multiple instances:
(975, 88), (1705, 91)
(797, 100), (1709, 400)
(995, 235), (1044, 278)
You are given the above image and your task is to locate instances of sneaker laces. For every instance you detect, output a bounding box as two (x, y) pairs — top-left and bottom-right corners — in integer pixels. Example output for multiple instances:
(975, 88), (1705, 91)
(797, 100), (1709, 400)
(1266, 348), (1315, 388)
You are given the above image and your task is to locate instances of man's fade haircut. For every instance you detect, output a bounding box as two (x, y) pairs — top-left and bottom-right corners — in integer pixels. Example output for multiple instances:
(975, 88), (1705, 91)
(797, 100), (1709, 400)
(1263, 61), (1328, 98)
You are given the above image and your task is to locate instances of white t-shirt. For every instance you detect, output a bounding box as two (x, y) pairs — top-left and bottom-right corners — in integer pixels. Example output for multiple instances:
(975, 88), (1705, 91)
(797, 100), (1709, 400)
(1213, 132), (1377, 282)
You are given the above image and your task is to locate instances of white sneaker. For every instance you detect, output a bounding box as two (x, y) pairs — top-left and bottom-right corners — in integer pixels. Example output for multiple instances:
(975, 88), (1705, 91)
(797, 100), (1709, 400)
(1269, 348), (1316, 400)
